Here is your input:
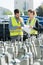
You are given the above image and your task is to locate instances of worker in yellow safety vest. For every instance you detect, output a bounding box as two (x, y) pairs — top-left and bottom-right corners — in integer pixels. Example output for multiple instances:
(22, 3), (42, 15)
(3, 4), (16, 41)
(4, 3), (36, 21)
(9, 9), (24, 42)
(26, 9), (39, 35)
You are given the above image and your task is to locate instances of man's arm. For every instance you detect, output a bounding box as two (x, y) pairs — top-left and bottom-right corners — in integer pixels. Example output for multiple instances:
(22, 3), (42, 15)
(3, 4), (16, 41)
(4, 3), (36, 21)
(19, 17), (25, 27)
(9, 17), (19, 30)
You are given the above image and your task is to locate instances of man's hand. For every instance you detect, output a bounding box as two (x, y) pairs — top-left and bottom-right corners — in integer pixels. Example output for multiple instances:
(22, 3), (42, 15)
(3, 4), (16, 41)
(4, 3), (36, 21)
(29, 26), (32, 28)
(19, 17), (23, 23)
(17, 26), (21, 29)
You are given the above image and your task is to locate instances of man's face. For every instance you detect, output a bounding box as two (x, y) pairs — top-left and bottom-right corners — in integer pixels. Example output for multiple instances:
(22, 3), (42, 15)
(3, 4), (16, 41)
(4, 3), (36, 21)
(15, 13), (20, 18)
(28, 12), (34, 18)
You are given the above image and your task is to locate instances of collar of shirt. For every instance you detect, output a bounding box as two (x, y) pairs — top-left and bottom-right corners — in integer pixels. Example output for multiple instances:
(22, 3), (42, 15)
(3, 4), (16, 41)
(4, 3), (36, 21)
(15, 17), (19, 23)
(29, 18), (35, 24)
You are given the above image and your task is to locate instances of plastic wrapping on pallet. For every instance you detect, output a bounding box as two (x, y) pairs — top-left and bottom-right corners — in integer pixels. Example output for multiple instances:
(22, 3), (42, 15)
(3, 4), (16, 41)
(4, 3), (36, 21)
(20, 55), (29, 65)
(0, 22), (10, 41)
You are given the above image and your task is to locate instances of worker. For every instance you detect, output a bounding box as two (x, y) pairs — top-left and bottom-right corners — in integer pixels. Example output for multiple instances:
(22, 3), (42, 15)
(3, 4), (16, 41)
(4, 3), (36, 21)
(9, 9), (24, 42)
(26, 9), (39, 35)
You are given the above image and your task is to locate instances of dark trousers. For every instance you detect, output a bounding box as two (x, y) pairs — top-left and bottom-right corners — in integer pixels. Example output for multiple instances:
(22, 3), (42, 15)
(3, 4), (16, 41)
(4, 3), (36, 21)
(11, 35), (23, 43)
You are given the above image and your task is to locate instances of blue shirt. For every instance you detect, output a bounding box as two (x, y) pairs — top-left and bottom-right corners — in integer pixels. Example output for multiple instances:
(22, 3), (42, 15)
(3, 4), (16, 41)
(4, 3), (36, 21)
(9, 17), (24, 30)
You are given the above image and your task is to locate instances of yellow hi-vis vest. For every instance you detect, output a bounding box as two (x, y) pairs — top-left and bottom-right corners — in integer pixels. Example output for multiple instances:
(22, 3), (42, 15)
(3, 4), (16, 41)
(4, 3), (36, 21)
(27, 18), (38, 35)
(10, 17), (23, 36)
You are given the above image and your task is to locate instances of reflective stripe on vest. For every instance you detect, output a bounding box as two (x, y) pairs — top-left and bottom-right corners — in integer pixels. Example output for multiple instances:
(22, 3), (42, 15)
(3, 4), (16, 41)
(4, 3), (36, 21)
(27, 18), (38, 34)
(10, 17), (23, 36)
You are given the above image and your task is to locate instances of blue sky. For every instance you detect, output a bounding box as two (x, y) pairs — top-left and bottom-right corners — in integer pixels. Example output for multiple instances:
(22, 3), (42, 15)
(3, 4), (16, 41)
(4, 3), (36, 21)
(0, 0), (14, 13)
(34, 0), (43, 9)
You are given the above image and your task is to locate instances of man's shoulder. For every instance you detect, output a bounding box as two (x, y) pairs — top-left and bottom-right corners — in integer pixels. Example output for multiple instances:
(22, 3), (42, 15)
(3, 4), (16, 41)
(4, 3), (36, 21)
(10, 16), (15, 18)
(10, 16), (16, 21)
